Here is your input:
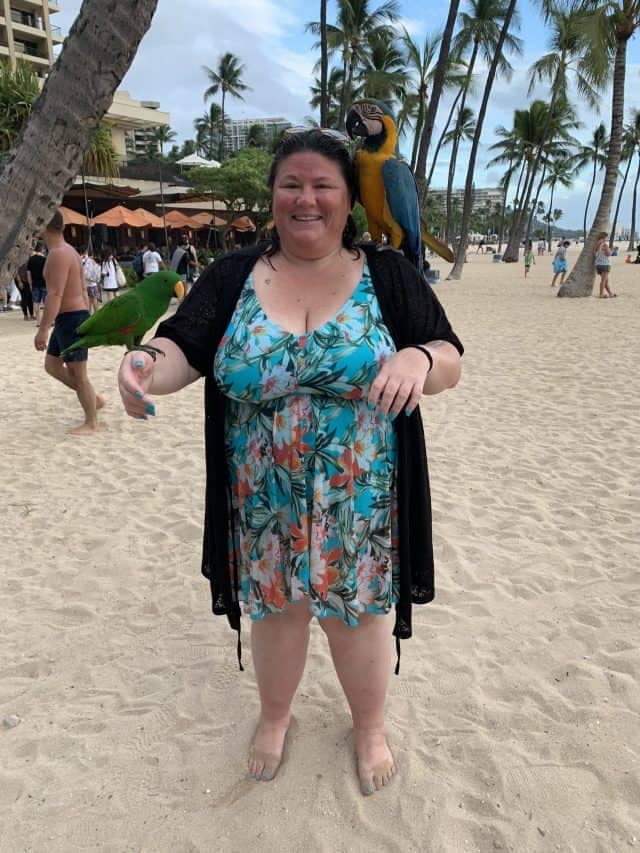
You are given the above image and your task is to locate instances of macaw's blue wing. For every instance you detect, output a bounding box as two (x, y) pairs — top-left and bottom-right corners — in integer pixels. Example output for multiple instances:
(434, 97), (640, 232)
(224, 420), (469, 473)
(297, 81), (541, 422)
(382, 157), (422, 263)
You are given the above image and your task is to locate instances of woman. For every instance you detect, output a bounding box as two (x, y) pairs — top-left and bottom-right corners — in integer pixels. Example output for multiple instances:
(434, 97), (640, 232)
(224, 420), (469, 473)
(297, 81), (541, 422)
(550, 239), (570, 287)
(117, 130), (463, 795)
(100, 245), (119, 302)
(594, 232), (616, 298)
(82, 249), (102, 313)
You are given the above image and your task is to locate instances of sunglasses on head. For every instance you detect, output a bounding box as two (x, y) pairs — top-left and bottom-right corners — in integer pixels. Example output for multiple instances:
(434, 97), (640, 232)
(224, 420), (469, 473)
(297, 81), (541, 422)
(283, 126), (350, 144)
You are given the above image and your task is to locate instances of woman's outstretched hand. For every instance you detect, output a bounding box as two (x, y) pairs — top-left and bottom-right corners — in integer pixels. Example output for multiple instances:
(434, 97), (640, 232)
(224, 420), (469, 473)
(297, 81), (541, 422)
(118, 351), (157, 420)
(368, 348), (431, 417)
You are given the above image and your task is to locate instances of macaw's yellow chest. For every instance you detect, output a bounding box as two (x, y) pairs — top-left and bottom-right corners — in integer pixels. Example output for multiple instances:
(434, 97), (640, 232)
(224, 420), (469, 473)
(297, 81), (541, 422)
(356, 150), (389, 232)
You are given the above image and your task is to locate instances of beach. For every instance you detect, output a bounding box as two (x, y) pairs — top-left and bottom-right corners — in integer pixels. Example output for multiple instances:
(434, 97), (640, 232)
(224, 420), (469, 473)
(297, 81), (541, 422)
(1, 248), (638, 852)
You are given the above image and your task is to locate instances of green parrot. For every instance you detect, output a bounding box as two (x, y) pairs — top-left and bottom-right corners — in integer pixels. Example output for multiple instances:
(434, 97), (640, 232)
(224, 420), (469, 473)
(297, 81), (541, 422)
(62, 270), (185, 360)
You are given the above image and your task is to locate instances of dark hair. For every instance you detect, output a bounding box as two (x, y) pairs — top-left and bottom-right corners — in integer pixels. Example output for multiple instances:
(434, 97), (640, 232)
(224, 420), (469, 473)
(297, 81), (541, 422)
(148, 242), (156, 251)
(35, 241), (46, 253)
(264, 129), (359, 259)
(47, 210), (64, 233)
(101, 244), (113, 262)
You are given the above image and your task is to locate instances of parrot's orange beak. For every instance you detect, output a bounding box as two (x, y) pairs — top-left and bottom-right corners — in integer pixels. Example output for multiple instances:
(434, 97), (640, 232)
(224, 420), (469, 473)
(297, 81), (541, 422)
(174, 281), (185, 301)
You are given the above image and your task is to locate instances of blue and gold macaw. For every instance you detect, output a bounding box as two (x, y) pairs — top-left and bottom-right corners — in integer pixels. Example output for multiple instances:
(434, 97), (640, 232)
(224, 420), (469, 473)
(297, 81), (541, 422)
(346, 100), (454, 266)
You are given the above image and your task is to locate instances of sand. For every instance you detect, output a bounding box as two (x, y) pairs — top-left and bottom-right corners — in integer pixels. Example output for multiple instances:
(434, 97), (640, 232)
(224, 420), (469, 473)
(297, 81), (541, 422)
(1, 248), (638, 852)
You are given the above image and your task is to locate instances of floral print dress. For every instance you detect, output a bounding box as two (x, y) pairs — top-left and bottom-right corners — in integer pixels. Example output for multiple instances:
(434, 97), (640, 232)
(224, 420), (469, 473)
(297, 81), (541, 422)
(214, 263), (399, 626)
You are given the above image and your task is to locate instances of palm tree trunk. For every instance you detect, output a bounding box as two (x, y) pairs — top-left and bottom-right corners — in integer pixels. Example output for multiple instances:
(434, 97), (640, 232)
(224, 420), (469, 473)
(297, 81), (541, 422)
(80, 165), (93, 253)
(627, 153), (640, 250)
(583, 157), (598, 243)
(320, 0), (328, 126)
(424, 88), (462, 193)
(546, 181), (556, 250)
(416, 0), (461, 203)
(610, 154), (632, 246)
(337, 54), (349, 130)
(497, 164), (513, 253)
(410, 93), (425, 172)
(0, 0), (159, 279)
(444, 50), (477, 245)
(559, 35), (627, 297)
(219, 92), (226, 161)
(448, 0), (518, 280)
(525, 162), (547, 244)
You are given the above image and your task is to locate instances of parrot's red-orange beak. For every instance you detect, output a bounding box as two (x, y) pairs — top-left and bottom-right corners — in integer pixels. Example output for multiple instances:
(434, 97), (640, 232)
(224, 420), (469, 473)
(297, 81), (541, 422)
(174, 281), (185, 301)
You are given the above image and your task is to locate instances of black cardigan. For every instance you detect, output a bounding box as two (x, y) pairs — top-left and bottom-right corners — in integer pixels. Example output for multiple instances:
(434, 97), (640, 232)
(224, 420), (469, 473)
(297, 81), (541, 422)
(156, 244), (463, 663)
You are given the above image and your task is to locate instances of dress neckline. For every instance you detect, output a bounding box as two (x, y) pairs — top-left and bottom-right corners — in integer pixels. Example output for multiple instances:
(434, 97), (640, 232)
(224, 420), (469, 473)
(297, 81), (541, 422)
(247, 262), (369, 340)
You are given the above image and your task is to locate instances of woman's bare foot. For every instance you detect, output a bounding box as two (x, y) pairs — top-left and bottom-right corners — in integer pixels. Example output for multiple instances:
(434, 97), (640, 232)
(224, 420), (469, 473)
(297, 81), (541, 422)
(354, 727), (396, 795)
(68, 422), (99, 436)
(248, 715), (291, 781)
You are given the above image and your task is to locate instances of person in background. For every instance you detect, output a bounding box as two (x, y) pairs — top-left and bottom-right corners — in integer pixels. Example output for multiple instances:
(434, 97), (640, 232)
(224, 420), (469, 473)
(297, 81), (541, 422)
(524, 241), (535, 277)
(170, 234), (200, 293)
(117, 129), (463, 796)
(27, 241), (47, 324)
(142, 241), (164, 276)
(100, 245), (119, 302)
(34, 210), (104, 434)
(537, 238), (546, 256)
(82, 249), (102, 314)
(594, 232), (616, 298)
(550, 239), (570, 287)
(15, 260), (35, 320)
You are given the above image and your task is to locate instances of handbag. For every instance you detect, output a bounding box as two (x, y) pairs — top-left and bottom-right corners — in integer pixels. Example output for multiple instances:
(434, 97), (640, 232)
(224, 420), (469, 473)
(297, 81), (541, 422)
(115, 261), (126, 288)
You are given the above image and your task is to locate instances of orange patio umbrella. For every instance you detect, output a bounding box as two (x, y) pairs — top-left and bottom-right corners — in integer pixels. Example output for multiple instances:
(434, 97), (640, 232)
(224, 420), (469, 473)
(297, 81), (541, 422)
(164, 210), (196, 229)
(132, 208), (165, 228)
(92, 206), (147, 228)
(60, 205), (90, 227)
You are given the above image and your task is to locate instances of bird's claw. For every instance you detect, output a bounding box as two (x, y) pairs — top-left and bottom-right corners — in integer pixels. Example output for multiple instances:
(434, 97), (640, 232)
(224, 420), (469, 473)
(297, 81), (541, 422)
(128, 345), (166, 362)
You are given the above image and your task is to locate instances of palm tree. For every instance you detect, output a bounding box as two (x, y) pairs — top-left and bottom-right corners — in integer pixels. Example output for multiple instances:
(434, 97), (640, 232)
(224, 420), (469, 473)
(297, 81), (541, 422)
(320, 0), (329, 125)
(560, 0), (640, 297)
(487, 125), (523, 251)
(443, 106), (477, 243)
(357, 27), (408, 105)
(194, 102), (222, 160)
(544, 153), (576, 248)
(308, 0), (400, 129)
(82, 120), (121, 250)
(400, 30), (467, 173)
(0, 61), (40, 159)
(310, 67), (345, 127)
(0, 0), (159, 282)
(444, 0), (522, 247)
(246, 124), (268, 149)
(625, 115), (640, 249)
(523, 98), (581, 244)
(609, 110), (640, 245)
(447, 0), (521, 279)
(416, 0), (462, 203)
(577, 122), (609, 242)
(152, 125), (177, 251)
(502, 0), (605, 261)
(203, 52), (252, 161)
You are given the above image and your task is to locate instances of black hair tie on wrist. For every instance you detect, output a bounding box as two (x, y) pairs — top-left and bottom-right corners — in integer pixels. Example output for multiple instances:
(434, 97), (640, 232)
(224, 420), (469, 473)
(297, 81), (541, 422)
(405, 345), (433, 373)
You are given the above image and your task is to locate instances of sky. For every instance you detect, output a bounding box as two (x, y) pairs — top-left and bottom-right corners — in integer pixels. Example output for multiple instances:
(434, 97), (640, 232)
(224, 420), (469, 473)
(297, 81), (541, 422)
(55, 0), (640, 231)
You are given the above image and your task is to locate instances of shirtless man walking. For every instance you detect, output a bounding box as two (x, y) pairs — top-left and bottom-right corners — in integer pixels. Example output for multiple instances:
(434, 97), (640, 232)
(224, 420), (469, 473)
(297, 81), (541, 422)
(34, 210), (104, 434)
